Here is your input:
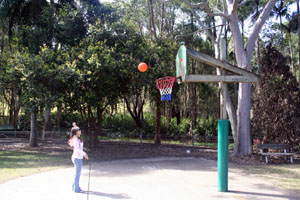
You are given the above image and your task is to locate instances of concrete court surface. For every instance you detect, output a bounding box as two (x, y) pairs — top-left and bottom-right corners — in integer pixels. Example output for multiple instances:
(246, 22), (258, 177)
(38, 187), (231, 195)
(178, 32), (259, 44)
(0, 157), (298, 200)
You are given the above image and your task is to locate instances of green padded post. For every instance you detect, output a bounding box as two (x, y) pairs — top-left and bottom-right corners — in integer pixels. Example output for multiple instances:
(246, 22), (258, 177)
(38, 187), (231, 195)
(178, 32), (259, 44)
(218, 120), (229, 192)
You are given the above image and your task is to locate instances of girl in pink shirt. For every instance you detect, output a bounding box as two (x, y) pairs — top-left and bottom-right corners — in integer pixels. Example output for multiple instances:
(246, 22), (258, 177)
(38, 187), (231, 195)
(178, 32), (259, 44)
(69, 129), (88, 193)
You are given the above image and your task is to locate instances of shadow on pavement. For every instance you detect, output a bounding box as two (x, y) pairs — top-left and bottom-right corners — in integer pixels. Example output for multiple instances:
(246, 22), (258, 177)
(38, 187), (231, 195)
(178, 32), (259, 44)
(86, 191), (131, 199)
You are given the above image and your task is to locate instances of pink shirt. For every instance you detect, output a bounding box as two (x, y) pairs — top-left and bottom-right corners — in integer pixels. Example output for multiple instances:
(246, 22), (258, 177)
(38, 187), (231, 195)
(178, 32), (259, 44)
(70, 137), (86, 159)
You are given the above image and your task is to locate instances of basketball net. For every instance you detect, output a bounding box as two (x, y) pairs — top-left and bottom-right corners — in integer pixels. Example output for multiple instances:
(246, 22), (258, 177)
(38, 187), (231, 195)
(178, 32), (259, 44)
(156, 76), (177, 101)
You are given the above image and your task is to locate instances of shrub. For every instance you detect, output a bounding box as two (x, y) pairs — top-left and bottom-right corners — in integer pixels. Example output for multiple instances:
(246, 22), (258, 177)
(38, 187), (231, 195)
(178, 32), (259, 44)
(102, 114), (136, 134)
(18, 113), (31, 131)
(142, 112), (155, 135)
(195, 117), (217, 138)
(51, 111), (82, 130)
(177, 118), (190, 135)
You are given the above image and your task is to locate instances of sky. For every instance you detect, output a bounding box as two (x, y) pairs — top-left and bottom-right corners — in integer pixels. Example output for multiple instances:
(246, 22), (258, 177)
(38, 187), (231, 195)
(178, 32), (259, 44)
(96, 0), (297, 40)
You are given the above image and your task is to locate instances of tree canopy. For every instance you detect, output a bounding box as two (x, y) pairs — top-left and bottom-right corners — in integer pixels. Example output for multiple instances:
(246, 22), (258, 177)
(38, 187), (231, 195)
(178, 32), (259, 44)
(252, 45), (300, 144)
(0, 0), (299, 151)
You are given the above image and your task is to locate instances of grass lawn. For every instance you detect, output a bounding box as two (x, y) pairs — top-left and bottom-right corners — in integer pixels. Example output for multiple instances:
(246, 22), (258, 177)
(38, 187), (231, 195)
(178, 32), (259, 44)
(239, 163), (300, 193)
(0, 151), (71, 183)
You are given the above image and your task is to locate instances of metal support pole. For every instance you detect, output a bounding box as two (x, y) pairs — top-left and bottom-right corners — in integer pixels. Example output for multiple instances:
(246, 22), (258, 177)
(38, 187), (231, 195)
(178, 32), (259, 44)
(218, 119), (229, 192)
(219, 37), (227, 120)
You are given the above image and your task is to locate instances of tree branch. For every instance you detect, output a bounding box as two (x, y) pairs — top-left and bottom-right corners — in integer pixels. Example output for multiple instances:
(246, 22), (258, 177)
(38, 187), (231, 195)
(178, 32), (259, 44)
(216, 19), (226, 43)
(124, 97), (137, 120)
(175, 24), (225, 39)
(179, 0), (229, 19)
(246, 0), (277, 58)
(232, 0), (239, 14)
(178, 0), (231, 42)
(189, 8), (215, 41)
(148, 0), (158, 40)
(238, 0), (250, 7)
(212, 12), (230, 19)
(134, 95), (138, 116)
(137, 99), (145, 119)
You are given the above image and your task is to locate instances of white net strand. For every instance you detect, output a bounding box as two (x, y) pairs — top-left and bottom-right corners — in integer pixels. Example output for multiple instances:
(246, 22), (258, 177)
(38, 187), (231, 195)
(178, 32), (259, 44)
(159, 88), (172, 101)
(159, 87), (172, 96)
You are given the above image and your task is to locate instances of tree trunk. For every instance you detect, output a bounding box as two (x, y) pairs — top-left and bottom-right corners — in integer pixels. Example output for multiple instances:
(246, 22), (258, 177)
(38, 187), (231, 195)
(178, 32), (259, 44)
(160, 0), (165, 34)
(172, 105), (181, 125)
(154, 98), (161, 145)
(215, 40), (238, 149)
(187, 59), (196, 132)
(87, 105), (94, 148)
(13, 86), (19, 137)
(124, 97), (144, 128)
(235, 83), (252, 154)
(148, 0), (158, 40)
(288, 33), (295, 74)
(166, 102), (172, 124)
(216, 39), (227, 119)
(280, 15), (284, 54)
(93, 106), (103, 148)
(256, 39), (261, 75)
(13, 104), (19, 137)
(56, 105), (61, 129)
(1, 22), (4, 51)
(230, 14), (253, 155)
(29, 112), (37, 147)
(9, 90), (14, 125)
(42, 108), (52, 140)
(298, 1), (300, 88)
(241, 20), (244, 40)
(190, 59), (197, 133)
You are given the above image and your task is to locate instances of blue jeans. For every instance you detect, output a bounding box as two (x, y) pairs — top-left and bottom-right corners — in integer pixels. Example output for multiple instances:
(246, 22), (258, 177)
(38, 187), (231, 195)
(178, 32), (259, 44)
(72, 158), (83, 192)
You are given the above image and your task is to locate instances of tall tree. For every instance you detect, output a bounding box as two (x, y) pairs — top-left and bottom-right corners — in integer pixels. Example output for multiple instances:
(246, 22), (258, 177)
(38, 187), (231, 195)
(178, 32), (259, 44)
(19, 51), (44, 147)
(297, 1), (300, 88)
(178, 0), (277, 155)
(282, 13), (298, 74)
(250, 0), (268, 75)
(252, 45), (300, 144)
(0, 48), (22, 135)
(270, 0), (290, 53)
(117, 0), (179, 144)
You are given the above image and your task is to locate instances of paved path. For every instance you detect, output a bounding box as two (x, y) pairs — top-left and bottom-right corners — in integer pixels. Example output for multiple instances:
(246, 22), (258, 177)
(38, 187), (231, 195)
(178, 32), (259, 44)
(0, 157), (298, 200)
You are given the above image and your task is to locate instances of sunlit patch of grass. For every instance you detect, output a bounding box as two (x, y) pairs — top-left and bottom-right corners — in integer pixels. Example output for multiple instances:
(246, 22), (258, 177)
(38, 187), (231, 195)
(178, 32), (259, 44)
(0, 151), (70, 183)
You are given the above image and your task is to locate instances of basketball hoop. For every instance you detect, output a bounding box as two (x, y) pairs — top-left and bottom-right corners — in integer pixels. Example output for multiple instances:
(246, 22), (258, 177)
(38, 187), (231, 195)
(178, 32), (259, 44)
(156, 76), (180, 101)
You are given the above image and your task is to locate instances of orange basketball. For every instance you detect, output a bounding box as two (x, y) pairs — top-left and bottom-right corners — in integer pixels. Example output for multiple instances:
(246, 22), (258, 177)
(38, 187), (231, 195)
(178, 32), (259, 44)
(138, 62), (148, 72)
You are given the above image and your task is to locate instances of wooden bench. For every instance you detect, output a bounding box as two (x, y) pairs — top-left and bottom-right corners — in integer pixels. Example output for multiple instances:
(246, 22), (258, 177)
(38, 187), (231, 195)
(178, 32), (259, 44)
(257, 144), (295, 164)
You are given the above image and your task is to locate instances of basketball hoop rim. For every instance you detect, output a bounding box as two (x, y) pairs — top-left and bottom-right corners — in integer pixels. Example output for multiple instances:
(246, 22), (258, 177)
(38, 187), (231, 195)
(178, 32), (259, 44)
(155, 76), (181, 90)
(155, 76), (182, 101)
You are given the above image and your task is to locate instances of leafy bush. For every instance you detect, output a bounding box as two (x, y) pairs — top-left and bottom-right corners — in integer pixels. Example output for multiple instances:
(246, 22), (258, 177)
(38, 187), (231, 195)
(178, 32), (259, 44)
(102, 114), (136, 134)
(195, 116), (217, 138)
(51, 111), (82, 130)
(18, 113), (31, 131)
(168, 118), (180, 136)
(177, 118), (190, 135)
(17, 110), (218, 141)
(142, 112), (155, 135)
